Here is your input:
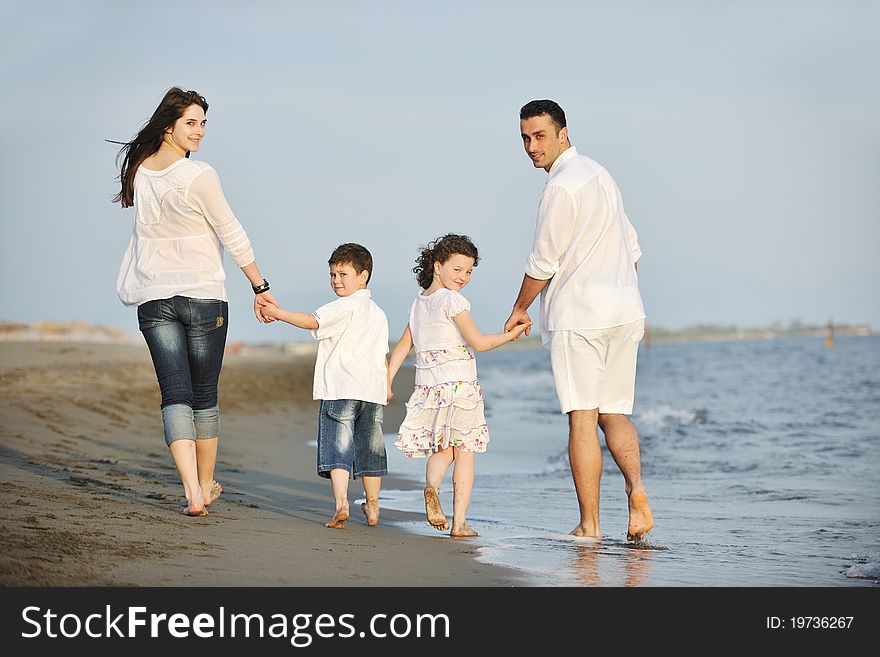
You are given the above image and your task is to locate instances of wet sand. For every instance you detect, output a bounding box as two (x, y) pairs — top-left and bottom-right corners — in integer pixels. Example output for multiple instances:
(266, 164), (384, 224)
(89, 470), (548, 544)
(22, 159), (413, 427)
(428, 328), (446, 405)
(0, 342), (521, 586)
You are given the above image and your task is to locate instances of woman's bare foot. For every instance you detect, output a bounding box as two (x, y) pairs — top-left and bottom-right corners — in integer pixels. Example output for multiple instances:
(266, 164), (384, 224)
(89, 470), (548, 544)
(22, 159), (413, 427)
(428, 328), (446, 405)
(325, 505), (349, 529)
(424, 486), (449, 531)
(183, 504), (208, 517)
(361, 499), (380, 527)
(203, 481), (222, 507)
(626, 490), (654, 542)
(450, 522), (478, 537)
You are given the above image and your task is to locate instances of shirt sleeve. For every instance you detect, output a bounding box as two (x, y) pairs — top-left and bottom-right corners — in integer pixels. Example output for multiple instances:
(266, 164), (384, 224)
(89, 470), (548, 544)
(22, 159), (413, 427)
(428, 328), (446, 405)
(524, 183), (578, 280)
(624, 211), (643, 263)
(444, 291), (471, 319)
(311, 298), (351, 340)
(187, 166), (256, 268)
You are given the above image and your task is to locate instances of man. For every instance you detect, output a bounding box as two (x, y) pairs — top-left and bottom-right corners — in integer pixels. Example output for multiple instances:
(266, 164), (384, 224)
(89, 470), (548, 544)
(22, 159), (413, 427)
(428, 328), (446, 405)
(505, 99), (653, 541)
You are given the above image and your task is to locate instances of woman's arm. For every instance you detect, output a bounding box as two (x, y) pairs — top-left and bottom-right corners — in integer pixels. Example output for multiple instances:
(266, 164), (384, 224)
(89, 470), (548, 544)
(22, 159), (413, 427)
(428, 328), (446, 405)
(241, 261), (279, 323)
(454, 310), (529, 352)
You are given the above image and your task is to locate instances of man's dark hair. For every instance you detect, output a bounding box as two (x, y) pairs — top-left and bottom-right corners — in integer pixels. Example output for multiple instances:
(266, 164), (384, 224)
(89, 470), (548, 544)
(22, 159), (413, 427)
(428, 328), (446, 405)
(520, 99), (567, 133)
(328, 243), (373, 284)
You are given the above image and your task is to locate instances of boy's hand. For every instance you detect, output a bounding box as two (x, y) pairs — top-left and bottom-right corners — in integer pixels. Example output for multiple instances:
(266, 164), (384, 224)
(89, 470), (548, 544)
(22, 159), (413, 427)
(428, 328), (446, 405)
(386, 380), (394, 404)
(254, 292), (279, 324)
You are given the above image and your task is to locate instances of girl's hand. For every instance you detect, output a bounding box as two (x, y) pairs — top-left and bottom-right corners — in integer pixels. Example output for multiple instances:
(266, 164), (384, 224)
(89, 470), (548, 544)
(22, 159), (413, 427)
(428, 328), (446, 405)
(509, 322), (531, 340)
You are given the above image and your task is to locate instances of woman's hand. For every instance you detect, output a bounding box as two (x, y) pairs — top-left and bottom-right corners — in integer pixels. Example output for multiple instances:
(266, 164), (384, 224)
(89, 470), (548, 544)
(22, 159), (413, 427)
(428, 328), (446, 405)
(254, 291), (279, 323)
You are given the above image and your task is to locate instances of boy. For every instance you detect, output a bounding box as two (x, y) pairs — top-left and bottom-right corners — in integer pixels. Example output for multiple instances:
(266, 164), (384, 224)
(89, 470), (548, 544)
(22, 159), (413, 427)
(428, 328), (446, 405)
(258, 243), (389, 528)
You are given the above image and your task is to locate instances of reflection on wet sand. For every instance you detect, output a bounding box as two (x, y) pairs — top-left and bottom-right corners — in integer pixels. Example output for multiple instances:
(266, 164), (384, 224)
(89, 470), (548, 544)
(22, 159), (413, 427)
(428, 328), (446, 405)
(571, 543), (654, 587)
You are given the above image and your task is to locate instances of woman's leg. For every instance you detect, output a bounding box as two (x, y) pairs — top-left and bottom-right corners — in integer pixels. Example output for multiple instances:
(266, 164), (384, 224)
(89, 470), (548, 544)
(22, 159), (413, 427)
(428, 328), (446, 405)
(450, 447), (477, 536)
(424, 446), (454, 530)
(184, 298), (228, 506)
(138, 298), (203, 514)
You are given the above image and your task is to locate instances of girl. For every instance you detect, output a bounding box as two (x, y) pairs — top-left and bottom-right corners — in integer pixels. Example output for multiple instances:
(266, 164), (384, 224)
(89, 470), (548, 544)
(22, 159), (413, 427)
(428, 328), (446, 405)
(387, 234), (529, 537)
(112, 87), (278, 516)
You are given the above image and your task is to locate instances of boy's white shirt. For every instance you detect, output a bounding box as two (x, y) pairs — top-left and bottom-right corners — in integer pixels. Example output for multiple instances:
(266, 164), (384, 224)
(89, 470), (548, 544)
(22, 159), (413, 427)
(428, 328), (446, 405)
(310, 289), (389, 405)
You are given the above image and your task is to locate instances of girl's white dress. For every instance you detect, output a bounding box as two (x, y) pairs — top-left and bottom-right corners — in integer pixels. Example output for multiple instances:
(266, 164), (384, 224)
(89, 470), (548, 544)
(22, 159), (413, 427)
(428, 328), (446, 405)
(394, 288), (490, 458)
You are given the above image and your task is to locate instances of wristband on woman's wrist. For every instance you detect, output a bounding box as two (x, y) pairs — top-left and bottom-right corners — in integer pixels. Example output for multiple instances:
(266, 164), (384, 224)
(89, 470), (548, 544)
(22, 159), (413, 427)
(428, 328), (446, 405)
(252, 278), (270, 294)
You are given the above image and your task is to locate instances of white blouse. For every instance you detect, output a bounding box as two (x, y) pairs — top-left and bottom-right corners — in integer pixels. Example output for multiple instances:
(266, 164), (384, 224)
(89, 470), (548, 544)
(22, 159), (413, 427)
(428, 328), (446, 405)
(409, 288), (478, 386)
(116, 158), (255, 306)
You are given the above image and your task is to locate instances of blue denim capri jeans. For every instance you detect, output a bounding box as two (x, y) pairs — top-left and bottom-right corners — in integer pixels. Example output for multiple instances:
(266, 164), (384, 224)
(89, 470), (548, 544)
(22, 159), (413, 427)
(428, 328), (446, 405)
(317, 399), (387, 479)
(137, 296), (228, 445)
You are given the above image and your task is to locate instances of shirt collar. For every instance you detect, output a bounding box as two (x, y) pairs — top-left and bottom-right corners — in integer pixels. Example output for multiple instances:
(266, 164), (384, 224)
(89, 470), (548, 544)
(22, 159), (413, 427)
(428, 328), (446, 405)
(350, 288), (371, 299)
(547, 146), (578, 178)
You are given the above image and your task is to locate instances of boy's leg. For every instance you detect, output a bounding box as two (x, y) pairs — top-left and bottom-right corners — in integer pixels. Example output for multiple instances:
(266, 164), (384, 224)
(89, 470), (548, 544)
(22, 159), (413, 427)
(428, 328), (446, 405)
(450, 447), (477, 536)
(325, 468), (351, 529)
(424, 446), (454, 530)
(361, 476), (381, 526)
(352, 401), (386, 527)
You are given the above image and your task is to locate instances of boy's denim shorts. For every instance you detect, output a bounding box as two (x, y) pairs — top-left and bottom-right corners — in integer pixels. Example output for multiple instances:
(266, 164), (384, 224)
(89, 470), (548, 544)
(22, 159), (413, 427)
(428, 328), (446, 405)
(317, 399), (387, 479)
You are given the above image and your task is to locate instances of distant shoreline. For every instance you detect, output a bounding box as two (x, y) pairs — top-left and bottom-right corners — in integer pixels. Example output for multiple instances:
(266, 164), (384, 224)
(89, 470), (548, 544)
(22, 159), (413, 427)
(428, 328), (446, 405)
(0, 319), (873, 350)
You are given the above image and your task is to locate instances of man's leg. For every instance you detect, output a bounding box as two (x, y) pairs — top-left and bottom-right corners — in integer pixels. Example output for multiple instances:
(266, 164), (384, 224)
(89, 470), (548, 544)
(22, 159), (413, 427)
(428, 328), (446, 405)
(568, 408), (602, 538)
(599, 413), (653, 541)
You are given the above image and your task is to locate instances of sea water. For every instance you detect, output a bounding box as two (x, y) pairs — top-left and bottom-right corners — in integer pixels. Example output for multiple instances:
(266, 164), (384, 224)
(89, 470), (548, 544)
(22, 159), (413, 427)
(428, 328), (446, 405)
(377, 334), (880, 586)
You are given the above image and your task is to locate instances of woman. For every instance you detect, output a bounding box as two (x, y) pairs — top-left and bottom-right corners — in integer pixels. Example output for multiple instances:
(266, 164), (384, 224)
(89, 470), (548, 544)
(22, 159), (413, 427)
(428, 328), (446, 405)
(113, 87), (277, 516)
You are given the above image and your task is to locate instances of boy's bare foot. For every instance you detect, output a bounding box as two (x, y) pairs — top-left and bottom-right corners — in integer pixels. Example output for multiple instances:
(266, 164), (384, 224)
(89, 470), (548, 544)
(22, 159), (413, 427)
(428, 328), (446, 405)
(450, 522), (478, 537)
(361, 500), (380, 526)
(325, 505), (349, 529)
(626, 490), (654, 542)
(203, 481), (222, 507)
(424, 486), (449, 531)
(569, 524), (601, 539)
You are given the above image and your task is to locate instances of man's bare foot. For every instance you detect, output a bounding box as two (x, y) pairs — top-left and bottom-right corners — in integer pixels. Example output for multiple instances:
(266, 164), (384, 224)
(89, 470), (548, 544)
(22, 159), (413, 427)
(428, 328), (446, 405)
(626, 490), (654, 542)
(324, 505), (349, 529)
(361, 499), (379, 527)
(424, 486), (449, 531)
(569, 524), (601, 539)
(203, 481), (222, 507)
(450, 522), (478, 537)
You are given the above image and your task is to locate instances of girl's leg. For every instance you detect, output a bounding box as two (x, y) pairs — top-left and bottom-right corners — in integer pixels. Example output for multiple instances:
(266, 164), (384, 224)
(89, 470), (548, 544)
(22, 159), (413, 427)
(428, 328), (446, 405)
(450, 448), (477, 536)
(361, 476), (381, 526)
(424, 446), (454, 530)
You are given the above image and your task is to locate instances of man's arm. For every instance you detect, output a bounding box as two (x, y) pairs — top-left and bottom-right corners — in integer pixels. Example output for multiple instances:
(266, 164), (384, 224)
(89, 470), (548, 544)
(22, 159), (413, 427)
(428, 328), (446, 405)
(504, 274), (550, 335)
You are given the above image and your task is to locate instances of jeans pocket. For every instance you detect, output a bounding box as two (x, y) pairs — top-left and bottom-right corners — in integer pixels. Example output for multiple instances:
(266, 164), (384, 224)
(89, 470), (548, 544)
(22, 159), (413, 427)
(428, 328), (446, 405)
(137, 299), (167, 331)
(189, 299), (226, 333)
(325, 399), (357, 422)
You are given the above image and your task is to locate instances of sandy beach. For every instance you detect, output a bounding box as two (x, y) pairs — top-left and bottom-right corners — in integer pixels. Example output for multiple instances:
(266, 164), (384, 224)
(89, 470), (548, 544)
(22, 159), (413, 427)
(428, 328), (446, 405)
(0, 341), (521, 586)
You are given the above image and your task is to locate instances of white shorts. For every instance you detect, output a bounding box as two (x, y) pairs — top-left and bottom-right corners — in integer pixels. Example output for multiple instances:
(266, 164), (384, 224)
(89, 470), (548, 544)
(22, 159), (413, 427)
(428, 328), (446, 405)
(548, 319), (645, 415)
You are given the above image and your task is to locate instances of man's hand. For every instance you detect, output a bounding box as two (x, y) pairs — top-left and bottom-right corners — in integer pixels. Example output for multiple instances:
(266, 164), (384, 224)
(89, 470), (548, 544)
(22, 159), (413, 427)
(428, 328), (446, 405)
(504, 308), (532, 336)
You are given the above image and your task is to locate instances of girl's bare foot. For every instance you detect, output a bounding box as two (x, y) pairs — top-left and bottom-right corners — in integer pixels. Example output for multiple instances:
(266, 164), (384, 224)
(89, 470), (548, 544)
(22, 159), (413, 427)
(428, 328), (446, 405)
(361, 499), (380, 526)
(424, 486), (449, 531)
(450, 522), (478, 537)
(626, 490), (654, 542)
(203, 481), (222, 507)
(325, 505), (349, 529)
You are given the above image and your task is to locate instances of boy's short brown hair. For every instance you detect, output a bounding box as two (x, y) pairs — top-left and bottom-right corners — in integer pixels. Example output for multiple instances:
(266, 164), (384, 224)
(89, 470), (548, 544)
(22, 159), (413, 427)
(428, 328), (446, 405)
(328, 243), (373, 284)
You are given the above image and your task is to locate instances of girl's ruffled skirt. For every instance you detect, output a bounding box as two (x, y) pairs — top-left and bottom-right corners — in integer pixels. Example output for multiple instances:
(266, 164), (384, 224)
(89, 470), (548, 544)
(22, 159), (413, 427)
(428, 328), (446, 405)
(394, 380), (490, 458)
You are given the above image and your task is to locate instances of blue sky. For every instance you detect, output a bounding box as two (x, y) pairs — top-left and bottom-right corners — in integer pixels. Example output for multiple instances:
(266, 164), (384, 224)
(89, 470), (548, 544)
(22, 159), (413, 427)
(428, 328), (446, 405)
(1, 1), (877, 342)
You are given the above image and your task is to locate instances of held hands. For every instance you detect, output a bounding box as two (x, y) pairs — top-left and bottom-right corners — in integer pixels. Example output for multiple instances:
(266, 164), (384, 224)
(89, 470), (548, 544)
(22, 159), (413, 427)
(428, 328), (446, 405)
(386, 379), (394, 404)
(508, 321), (531, 341)
(254, 292), (280, 324)
(504, 308), (532, 337)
